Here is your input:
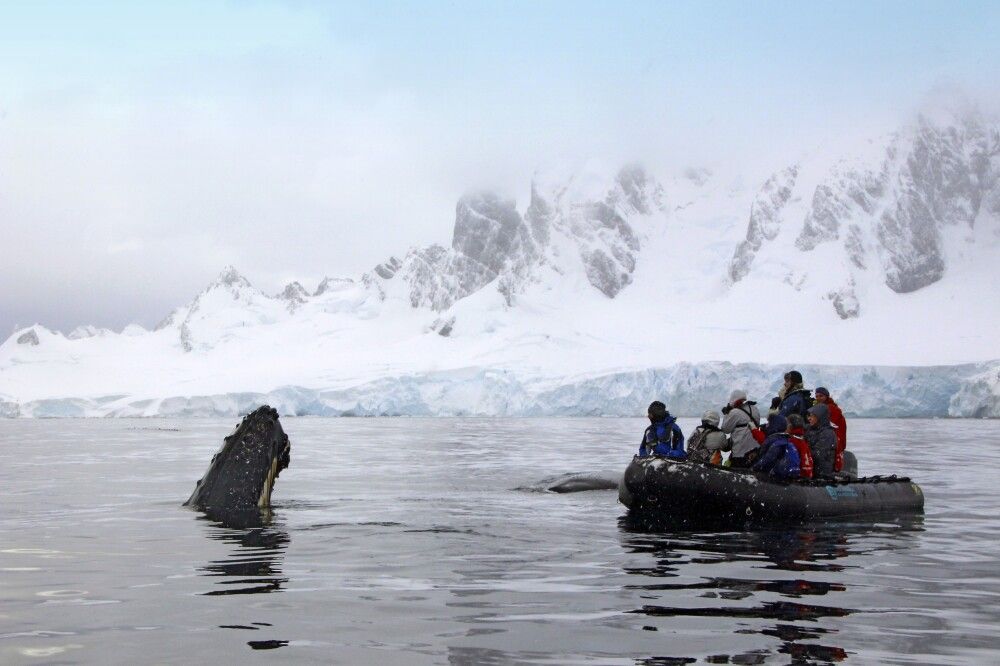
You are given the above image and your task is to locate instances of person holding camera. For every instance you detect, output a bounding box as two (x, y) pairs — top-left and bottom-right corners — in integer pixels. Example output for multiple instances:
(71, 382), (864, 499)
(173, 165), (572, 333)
(721, 389), (761, 468)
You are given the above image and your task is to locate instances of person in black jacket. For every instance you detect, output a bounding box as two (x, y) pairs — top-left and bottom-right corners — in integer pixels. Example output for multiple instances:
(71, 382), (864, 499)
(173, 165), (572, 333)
(805, 403), (837, 477)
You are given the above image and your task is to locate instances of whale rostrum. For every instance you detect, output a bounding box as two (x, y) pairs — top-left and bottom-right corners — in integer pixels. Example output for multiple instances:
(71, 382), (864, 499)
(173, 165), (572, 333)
(184, 405), (290, 514)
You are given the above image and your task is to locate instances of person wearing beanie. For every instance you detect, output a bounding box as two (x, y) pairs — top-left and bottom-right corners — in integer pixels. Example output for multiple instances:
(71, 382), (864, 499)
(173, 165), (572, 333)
(686, 409), (731, 464)
(786, 414), (813, 479)
(777, 369), (814, 418)
(638, 401), (686, 459)
(721, 389), (761, 468)
(815, 387), (848, 472)
(752, 413), (801, 480)
(805, 403), (837, 477)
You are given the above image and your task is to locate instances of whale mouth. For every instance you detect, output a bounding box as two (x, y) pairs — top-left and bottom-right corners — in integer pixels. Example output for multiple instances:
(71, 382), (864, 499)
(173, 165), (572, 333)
(257, 442), (290, 509)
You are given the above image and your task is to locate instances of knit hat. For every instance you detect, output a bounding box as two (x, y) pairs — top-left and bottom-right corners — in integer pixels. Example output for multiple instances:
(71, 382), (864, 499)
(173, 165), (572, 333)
(728, 389), (747, 405)
(701, 409), (721, 427)
(647, 401), (667, 421)
(815, 386), (830, 397)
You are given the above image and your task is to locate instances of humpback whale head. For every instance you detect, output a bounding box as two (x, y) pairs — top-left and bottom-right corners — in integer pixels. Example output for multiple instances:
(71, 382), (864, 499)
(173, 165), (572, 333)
(184, 405), (290, 515)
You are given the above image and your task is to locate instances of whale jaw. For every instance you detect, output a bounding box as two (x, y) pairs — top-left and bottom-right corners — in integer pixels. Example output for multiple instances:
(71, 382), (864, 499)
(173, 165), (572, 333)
(184, 405), (290, 515)
(257, 454), (282, 509)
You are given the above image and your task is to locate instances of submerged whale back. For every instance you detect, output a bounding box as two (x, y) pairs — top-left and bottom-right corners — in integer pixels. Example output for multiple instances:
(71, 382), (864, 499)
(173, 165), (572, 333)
(184, 405), (290, 512)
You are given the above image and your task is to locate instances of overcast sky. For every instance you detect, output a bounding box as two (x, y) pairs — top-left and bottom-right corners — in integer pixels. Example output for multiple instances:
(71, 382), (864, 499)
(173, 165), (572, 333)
(1, 0), (998, 335)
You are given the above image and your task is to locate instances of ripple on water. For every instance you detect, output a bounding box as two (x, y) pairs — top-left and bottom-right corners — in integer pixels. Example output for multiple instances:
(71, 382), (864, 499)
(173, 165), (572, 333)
(18, 644), (85, 657)
(35, 589), (87, 598)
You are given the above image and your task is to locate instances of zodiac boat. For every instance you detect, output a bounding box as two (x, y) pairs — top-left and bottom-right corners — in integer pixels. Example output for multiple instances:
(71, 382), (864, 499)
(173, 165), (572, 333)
(619, 455), (924, 521)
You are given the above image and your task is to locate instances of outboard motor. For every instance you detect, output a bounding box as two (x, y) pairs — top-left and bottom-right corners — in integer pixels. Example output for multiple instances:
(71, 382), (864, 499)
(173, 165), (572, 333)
(841, 450), (859, 480)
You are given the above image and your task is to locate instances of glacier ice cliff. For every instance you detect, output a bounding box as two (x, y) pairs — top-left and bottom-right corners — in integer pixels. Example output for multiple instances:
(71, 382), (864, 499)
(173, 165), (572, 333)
(6, 361), (999, 419)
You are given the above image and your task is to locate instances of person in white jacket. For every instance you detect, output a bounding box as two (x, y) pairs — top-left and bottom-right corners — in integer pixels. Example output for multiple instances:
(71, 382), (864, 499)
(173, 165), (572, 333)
(721, 389), (761, 468)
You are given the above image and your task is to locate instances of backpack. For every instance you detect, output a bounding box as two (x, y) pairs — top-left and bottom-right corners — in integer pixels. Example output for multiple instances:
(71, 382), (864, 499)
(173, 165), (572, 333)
(788, 433), (813, 479)
(687, 425), (720, 462)
(687, 427), (707, 450)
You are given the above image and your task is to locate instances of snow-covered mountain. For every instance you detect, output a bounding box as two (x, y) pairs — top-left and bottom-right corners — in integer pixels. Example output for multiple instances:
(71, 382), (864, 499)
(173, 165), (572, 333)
(358, 164), (663, 315)
(730, 112), (1000, 319)
(2, 108), (998, 417)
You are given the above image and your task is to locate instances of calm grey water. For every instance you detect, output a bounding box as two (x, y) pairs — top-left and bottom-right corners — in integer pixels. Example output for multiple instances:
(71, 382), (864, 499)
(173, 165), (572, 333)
(2, 417), (999, 665)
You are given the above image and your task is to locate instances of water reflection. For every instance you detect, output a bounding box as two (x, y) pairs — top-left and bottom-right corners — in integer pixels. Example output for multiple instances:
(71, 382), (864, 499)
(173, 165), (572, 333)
(196, 509), (290, 596)
(619, 515), (923, 665)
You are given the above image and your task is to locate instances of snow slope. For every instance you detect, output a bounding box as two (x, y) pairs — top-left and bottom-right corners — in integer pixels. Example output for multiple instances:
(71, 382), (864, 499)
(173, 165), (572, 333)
(2, 109), (998, 417)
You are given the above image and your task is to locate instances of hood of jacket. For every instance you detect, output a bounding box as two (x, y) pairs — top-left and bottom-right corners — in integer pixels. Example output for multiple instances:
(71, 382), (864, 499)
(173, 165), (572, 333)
(807, 403), (831, 428)
(779, 382), (805, 400)
(765, 414), (788, 436)
(651, 414), (675, 427)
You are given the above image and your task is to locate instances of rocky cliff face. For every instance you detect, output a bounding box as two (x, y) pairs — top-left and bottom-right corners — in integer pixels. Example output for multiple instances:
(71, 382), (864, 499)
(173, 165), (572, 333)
(729, 166), (799, 282)
(278, 281), (309, 313)
(17, 329), (40, 346)
(729, 111), (1000, 318)
(452, 192), (536, 279)
(537, 165), (661, 298)
(362, 165), (666, 311)
(879, 116), (998, 292)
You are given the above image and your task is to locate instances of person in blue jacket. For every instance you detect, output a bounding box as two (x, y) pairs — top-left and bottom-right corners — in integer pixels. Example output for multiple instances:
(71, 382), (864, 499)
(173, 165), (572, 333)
(638, 401), (686, 459)
(752, 413), (801, 480)
(777, 370), (813, 418)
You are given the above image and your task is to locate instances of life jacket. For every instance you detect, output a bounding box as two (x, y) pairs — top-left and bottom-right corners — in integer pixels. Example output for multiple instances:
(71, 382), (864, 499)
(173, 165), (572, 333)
(788, 427), (813, 479)
(640, 416), (684, 458)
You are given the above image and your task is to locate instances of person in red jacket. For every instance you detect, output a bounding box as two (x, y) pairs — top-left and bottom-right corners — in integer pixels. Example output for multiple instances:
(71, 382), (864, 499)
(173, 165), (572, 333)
(786, 414), (813, 479)
(815, 387), (847, 472)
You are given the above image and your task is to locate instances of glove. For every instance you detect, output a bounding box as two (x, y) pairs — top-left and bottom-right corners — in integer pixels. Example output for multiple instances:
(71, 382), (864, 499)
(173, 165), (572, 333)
(721, 404), (732, 415)
(770, 396), (781, 410)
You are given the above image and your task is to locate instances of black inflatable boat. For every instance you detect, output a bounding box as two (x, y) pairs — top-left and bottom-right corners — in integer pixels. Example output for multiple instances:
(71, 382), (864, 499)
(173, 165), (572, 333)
(619, 455), (924, 521)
